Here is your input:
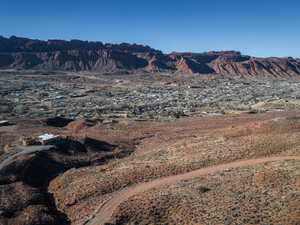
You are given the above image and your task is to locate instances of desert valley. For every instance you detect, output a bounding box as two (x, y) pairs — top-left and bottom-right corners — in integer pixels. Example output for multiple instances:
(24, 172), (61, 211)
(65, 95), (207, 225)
(0, 36), (300, 225)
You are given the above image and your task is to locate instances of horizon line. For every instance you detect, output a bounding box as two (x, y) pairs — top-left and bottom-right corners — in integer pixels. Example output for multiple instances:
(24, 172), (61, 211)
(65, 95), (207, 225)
(1, 34), (299, 59)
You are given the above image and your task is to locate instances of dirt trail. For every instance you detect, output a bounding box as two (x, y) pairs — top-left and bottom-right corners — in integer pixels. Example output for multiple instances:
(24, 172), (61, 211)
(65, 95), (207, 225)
(85, 156), (300, 225)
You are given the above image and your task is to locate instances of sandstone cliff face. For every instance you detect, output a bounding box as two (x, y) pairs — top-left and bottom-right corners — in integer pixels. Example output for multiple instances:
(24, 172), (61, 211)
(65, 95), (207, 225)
(136, 52), (176, 71)
(0, 35), (159, 54)
(210, 55), (300, 78)
(171, 55), (215, 74)
(0, 50), (148, 72)
(0, 35), (300, 79)
(170, 51), (300, 78)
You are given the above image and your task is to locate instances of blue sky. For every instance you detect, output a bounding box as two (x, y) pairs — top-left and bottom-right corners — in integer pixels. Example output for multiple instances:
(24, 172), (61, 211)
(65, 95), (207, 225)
(1, 0), (300, 57)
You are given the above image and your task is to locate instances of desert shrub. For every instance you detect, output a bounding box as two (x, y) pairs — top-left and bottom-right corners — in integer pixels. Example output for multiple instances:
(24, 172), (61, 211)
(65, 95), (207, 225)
(171, 110), (185, 118)
(265, 119), (300, 134)
(196, 186), (211, 193)
(223, 127), (254, 140)
(286, 115), (300, 121)
(247, 134), (295, 156)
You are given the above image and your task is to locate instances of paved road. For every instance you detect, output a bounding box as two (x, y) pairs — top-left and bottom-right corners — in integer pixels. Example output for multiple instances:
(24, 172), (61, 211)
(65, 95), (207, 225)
(0, 125), (17, 132)
(85, 156), (300, 225)
(0, 145), (54, 171)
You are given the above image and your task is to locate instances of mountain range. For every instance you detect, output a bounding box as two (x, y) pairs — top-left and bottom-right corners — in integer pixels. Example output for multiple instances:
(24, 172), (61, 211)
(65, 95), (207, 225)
(1, 35), (300, 78)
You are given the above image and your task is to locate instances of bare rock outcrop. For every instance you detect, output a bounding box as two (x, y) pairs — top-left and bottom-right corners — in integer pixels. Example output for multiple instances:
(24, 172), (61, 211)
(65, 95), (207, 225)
(1, 35), (300, 79)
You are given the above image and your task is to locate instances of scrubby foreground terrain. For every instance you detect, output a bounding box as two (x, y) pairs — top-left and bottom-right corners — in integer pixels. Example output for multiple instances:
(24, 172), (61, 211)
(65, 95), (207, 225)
(1, 110), (300, 225)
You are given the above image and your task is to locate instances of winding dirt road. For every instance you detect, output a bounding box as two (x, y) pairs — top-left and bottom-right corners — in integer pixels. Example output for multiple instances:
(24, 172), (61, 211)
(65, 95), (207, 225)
(85, 156), (300, 225)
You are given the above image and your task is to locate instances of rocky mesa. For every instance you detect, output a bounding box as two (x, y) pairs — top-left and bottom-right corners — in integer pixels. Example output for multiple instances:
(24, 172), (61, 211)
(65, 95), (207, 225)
(0, 35), (300, 79)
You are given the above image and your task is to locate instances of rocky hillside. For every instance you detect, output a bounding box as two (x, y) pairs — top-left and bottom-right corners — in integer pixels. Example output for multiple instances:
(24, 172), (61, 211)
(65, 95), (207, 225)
(1, 35), (300, 78)
(0, 133), (135, 225)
